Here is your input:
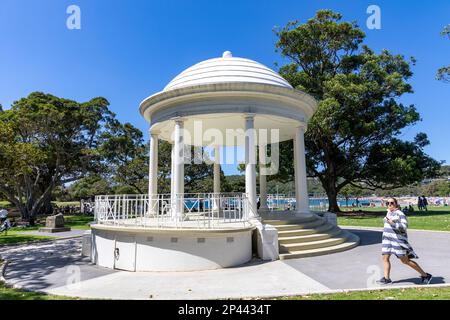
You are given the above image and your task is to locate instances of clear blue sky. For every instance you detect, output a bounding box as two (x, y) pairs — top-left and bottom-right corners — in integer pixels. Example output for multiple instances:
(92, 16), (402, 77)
(1, 0), (449, 175)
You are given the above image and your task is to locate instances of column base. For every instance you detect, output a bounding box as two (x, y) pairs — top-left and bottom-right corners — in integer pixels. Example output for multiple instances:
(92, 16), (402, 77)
(250, 218), (279, 261)
(294, 210), (315, 218)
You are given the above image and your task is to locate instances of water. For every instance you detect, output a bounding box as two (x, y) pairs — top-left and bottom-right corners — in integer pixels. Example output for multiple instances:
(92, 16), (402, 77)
(182, 197), (381, 210)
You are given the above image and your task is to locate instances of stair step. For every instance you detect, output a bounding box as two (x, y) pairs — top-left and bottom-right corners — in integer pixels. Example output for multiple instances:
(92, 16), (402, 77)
(277, 223), (334, 237)
(273, 219), (325, 231)
(263, 216), (318, 225)
(279, 232), (360, 260)
(280, 233), (348, 252)
(278, 227), (342, 244)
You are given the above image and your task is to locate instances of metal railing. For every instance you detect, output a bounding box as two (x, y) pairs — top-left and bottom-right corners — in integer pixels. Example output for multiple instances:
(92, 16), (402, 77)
(94, 193), (250, 229)
(264, 194), (328, 212)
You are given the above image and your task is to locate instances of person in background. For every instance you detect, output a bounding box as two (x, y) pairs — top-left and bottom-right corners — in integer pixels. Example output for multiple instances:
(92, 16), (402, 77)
(0, 207), (8, 224)
(421, 196), (428, 212)
(0, 218), (11, 235)
(377, 198), (432, 285)
(417, 196), (423, 211)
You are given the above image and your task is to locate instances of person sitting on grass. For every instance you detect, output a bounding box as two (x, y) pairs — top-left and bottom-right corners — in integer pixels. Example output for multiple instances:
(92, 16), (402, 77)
(377, 197), (433, 285)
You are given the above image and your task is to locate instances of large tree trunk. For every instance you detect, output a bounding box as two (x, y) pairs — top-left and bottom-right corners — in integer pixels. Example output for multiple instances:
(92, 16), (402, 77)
(39, 196), (54, 215)
(324, 180), (341, 213)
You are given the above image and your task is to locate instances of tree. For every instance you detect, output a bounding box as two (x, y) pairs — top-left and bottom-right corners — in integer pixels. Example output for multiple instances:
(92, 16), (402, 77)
(437, 25), (450, 83)
(275, 10), (441, 212)
(67, 175), (113, 200)
(99, 121), (149, 194)
(99, 126), (226, 195)
(0, 92), (115, 224)
(422, 180), (450, 197)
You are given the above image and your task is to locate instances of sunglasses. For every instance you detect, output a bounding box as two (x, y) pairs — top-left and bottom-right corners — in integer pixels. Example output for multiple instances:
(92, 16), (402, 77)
(386, 201), (396, 206)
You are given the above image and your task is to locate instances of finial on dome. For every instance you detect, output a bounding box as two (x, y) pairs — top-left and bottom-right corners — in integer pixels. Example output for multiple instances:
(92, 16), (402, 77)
(222, 51), (233, 58)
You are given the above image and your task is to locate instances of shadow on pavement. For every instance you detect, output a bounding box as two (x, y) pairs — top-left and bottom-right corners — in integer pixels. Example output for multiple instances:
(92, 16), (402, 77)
(345, 229), (382, 246)
(2, 239), (112, 291)
(393, 276), (445, 285)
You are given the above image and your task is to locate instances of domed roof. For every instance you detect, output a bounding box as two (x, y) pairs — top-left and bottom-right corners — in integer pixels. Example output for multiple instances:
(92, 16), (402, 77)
(163, 51), (293, 91)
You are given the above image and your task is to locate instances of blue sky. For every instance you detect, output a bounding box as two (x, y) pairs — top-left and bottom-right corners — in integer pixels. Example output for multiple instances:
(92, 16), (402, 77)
(1, 0), (449, 175)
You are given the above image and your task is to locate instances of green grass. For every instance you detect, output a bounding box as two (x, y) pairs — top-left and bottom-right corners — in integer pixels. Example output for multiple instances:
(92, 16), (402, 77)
(64, 215), (94, 230)
(0, 229), (55, 246)
(279, 286), (450, 300)
(338, 206), (450, 232)
(0, 282), (78, 300)
(0, 201), (13, 209)
(0, 215), (94, 245)
(53, 201), (80, 207)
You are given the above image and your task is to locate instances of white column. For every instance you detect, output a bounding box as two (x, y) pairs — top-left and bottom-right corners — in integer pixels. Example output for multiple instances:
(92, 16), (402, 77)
(170, 143), (175, 197)
(213, 145), (221, 211)
(148, 130), (159, 214)
(245, 114), (258, 218)
(294, 124), (310, 214)
(259, 145), (268, 212)
(171, 118), (185, 220)
(293, 137), (299, 203)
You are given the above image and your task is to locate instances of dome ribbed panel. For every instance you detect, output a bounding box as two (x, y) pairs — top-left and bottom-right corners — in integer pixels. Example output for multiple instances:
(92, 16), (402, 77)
(164, 57), (292, 91)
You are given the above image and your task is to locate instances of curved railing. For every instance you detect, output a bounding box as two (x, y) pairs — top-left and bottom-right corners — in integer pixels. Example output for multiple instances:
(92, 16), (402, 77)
(94, 193), (250, 229)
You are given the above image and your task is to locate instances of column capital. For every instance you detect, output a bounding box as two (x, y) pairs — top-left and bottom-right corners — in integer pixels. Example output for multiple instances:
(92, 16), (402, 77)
(149, 129), (160, 136)
(172, 116), (186, 124)
(243, 113), (256, 120)
(297, 122), (308, 131)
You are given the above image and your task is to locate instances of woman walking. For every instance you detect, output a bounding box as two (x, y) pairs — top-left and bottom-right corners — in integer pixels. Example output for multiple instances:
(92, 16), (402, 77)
(377, 198), (433, 285)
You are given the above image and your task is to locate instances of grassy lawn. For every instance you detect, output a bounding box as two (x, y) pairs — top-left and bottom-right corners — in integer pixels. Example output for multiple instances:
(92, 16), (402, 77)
(279, 286), (450, 300)
(0, 215), (94, 245)
(0, 282), (77, 300)
(63, 215), (94, 230)
(0, 230), (55, 246)
(338, 206), (450, 232)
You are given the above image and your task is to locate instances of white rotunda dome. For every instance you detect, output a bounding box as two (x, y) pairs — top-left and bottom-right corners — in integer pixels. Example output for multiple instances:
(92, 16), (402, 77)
(163, 51), (293, 91)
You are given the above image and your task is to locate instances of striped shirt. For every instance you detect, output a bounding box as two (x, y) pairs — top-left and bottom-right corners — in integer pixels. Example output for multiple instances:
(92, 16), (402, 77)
(382, 209), (418, 259)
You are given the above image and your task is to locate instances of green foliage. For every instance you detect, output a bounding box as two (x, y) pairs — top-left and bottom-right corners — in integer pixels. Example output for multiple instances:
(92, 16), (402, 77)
(437, 24), (450, 83)
(67, 175), (113, 199)
(422, 180), (450, 197)
(274, 10), (440, 211)
(99, 121), (148, 193)
(0, 92), (116, 221)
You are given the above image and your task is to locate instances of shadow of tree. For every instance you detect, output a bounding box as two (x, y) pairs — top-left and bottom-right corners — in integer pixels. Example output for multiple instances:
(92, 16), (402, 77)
(2, 239), (112, 291)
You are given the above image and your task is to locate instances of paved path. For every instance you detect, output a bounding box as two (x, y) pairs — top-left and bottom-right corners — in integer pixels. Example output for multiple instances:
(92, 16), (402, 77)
(283, 227), (449, 289)
(20, 229), (86, 239)
(1, 227), (449, 300)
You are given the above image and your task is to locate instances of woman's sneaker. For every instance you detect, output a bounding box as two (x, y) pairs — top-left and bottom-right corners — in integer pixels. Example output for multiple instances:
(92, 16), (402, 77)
(376, 277), (392, 285)
(421, 273), (433, 284)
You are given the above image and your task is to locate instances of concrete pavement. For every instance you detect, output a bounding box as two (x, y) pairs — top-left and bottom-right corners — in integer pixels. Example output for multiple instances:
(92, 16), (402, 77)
(1, 227), (449, 299)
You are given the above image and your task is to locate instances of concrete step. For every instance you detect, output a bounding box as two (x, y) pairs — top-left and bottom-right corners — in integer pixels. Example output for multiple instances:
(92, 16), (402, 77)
(279, 232), (360, 260)
(277, 223), (334, 237)
(272, 219), (325, 231)
(280, 233), (348, 252)
(278, 227), (342, 244)
(263, 216), (318, 226)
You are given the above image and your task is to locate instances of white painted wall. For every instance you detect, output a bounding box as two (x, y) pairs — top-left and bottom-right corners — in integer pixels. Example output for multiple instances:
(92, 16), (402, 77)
(91, 226), (253, 272)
